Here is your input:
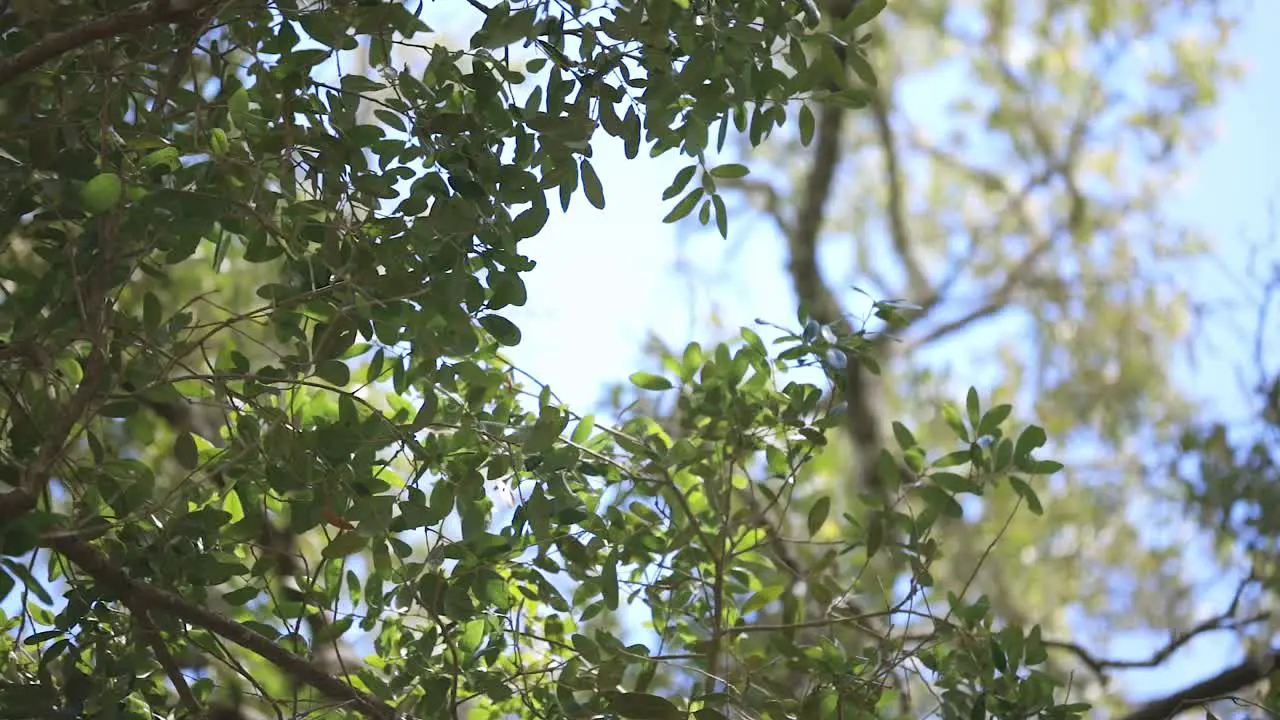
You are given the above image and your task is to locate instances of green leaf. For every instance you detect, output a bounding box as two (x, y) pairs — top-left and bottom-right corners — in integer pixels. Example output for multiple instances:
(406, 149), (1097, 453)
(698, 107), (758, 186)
(891, 421), (916, 450)
(663, 165), (697, 201)
(173, 432), (198, 470)
(941, 402), (969, 441)
(480, 315), (522, 346)
(876, 449), (902, 489)
(1029, 459), (1064, 475)
(340, 75), (386, 93)
(966, 387), (981, 429)
(932, 450), (971, 468)
(917, 486), (963, 519)
(663, 188), (705, 223)
(865, 507), (885, 558)
(993, 437), (1014, 471)
(315, 359), (351, 386)
(512, 204), (549, 239)
(142, 146), (180, 171)
(842, 0), (888, 29)
(742, 584), (785, 614)
(0, 569), (13, 605)
(349, 496), (395, 534)
(990, 639), (1007, 672)
(428, 480), (456, 523)
(571, 415), (595, 444)
(622, 107), (641, 158)
(222, 490), (245, 524)
(712, 193), (728, 239)
(572, 633), (600, 662)
(629, 372), (673, 391)
(209, 127), (230, 154)
(412, 391), (438, 429)
(1015, 425), (1048, 458)
(709, 163), (749, 179)
(1008, 477), (1043, 515)
(242, 622), (280, 641)
(601, 556), (619, 610)
(2, 559), (52, 605)
(488, 271), (528, 309)
(977, 404), (1012, 436)
(222, 586), (260, 607)
(322, 533), (369, 559)
(827, 88), (872, 108)
(142, 292), (162, 331)
(681, 342), (704, 377)
(931, 472), (978, 494)
(610, 693), (683, 720)
(799, 104), (816, 145)
(580, 159), (605, 209)
(227, 87), (250, 119)
(807, 496), (831, 535)
(366, 348), (385, 383)
(847, 51), (879, 88)
(1024, 625), (1048, 665)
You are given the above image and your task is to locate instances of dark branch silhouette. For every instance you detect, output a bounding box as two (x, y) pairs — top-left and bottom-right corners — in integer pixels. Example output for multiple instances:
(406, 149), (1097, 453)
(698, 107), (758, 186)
(46, 534), (399, 720)
(1121, 652), (1278, 720)
(0, 0), (216, 88)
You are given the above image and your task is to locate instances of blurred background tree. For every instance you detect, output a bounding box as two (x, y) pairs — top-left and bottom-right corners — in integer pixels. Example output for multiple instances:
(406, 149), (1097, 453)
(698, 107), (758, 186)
(602, 0), (1280, 716)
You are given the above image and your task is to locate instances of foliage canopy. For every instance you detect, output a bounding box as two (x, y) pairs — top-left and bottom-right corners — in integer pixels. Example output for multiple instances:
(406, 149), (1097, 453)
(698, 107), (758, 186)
(1, 0), (1091, 719)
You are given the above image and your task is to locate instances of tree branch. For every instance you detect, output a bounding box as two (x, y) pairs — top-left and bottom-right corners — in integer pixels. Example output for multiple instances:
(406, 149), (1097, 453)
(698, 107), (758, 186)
(1037, 573), (1272, 719)
(46, 535), (399, 720)
(1048, 610), (1269, 682)
(133, 608), (203, 717)
(0, 0), (211, 88)
(714, 176), (794, 239)
(0, 488), (37, 525)
(788, 97), (895, 505)
(867, 89), (930, 302)
(1121, 651), (1279, 720)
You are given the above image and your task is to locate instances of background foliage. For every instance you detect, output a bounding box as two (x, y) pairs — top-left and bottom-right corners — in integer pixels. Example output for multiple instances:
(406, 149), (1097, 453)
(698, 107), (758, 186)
(607, 0), (1280, 718)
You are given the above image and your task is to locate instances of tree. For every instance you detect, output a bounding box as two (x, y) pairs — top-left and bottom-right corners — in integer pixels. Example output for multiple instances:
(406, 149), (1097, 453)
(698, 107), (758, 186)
(0, 1), (1084, 719)
(606, 0), (1266, 716)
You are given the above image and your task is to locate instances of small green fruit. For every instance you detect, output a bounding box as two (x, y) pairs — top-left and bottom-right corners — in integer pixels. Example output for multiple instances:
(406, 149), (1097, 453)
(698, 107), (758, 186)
(210, 128), (230, 155)
(81, 173), (123, 214)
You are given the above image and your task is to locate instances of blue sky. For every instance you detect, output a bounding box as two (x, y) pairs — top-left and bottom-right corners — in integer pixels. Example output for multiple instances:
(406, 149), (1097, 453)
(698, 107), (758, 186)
(502, 0), (1280, 709)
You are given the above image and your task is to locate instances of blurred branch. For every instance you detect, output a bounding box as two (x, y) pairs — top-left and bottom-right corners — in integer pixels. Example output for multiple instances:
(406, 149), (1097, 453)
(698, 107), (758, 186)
(900, 139), (1064, 351)
(0, 0), (214, 88)
(905, 239), (1053, 352)
(787, 97), (895, 498)
(1120, 651), (1279, 720)
(1045, 572), (1273, 720)
(788, 99), (849, 326)
(891, 40), (1098, 350)
(867, 90), (930, 302)
(0, 488), (36, 525)
(1050, 606), (1267, 682)
(715, 176), (794, 238)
